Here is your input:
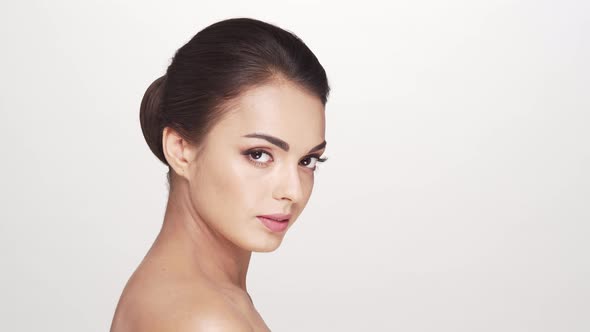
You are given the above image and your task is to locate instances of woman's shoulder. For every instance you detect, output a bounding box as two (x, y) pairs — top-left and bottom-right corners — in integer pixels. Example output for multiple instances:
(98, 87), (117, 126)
(111, 267), (252, 332)
(158, 294), (253, 332)
(171, 300), (254, 332)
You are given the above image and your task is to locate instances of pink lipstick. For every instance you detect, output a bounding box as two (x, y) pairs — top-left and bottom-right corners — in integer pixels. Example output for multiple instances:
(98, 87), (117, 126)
(257, 213), (291, 233)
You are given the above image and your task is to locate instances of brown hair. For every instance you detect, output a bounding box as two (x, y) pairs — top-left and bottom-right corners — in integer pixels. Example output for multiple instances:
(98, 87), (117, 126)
(139, 17), (330, 187)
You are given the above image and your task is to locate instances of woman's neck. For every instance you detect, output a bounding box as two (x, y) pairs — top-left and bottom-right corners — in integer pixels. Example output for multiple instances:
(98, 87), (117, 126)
(151, 183), (252, 292)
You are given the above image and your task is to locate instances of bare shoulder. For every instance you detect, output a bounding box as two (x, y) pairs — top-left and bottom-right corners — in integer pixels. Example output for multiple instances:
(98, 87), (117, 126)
(111, 271), (253, 332)
(166, 287), (254, 332)
(173, 303), (254, 332)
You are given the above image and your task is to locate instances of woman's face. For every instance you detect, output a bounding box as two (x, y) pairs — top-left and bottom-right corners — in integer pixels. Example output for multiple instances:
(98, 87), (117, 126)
(184, 80), (326, 252)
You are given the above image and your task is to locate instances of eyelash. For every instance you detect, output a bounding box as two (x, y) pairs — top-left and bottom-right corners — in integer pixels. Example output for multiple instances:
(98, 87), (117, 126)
(242, 149), (328, 171)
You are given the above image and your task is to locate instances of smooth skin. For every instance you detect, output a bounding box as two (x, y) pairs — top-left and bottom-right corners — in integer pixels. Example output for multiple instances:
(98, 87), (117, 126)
(110, 77), (327, 332)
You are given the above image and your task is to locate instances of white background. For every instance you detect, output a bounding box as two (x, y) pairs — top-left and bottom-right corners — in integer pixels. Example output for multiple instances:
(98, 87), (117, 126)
(1, 1), (588, 331)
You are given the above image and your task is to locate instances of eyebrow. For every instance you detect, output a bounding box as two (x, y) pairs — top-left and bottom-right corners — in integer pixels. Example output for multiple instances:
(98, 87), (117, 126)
(243, 133), (327, 154)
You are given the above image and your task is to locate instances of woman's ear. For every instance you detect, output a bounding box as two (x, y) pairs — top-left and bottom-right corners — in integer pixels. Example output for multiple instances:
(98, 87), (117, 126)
(162, 127), (199, 180)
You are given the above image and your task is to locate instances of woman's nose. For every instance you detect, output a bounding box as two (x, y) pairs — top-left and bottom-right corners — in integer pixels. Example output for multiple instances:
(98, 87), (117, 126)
(272, 164), (303, 203)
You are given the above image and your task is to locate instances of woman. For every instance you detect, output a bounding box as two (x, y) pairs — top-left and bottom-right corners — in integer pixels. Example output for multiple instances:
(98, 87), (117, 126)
(110, 18), (330, 331)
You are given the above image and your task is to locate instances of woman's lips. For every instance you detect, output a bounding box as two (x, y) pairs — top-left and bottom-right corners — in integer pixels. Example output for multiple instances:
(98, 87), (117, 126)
(258, 213), (291, 221)
(257, 216), (290, 232)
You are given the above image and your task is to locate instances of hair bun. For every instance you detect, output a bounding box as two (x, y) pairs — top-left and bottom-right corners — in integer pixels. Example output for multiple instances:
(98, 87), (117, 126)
(139, 75), (168, 165)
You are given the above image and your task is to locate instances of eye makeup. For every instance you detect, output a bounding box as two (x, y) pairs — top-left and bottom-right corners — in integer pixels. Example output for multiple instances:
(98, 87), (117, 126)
(243, 149), (272, 168)
(241, 149), (328, 171)
(301, 154), (328, 171)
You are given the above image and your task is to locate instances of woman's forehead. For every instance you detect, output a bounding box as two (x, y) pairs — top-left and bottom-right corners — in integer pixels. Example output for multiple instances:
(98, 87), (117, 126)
(238, 81), (323, 116)
(217, 82), (326, 140)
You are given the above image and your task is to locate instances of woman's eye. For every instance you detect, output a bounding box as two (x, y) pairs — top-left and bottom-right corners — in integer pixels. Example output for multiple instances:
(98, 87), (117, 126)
(246, 150), (272, 166)
(301, 155), (328, 171)
(244, 149), (327, 170)
(300, 156), (322, 170)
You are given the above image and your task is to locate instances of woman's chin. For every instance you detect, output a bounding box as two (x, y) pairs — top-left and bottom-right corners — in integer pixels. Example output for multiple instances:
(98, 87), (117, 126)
(244, 235), (284, 253)
(252, 245), (281, 253)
